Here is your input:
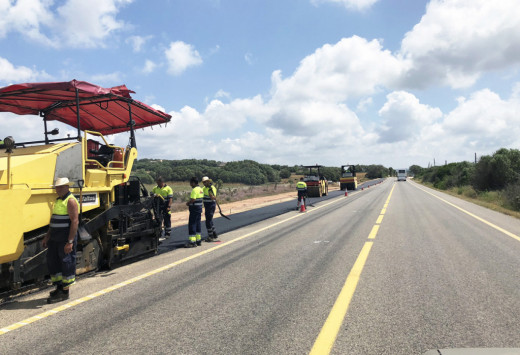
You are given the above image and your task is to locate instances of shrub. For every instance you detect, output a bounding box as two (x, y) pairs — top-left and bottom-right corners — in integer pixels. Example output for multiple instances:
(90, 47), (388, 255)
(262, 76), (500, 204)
(504, 182), (520, 211)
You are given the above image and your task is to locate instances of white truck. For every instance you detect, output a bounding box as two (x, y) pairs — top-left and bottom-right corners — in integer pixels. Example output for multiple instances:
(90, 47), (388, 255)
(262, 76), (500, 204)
(397, 169), (407, 181)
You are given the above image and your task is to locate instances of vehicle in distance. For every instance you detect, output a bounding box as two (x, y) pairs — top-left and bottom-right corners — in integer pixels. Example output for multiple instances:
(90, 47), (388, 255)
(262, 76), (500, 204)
(397, 169), (407, 181)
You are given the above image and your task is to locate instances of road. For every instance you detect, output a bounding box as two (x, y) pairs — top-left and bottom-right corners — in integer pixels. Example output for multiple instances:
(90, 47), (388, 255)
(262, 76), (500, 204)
(1, 179), (520, 354)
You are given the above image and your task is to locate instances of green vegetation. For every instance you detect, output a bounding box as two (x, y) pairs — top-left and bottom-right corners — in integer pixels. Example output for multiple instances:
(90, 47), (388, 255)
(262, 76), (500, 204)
(132, 159), (395, 186)
(412, 148), (520, 213)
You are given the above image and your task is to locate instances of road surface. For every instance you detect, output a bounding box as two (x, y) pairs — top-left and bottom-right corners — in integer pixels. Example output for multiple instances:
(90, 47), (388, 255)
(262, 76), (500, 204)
(1, 179), (519, 354)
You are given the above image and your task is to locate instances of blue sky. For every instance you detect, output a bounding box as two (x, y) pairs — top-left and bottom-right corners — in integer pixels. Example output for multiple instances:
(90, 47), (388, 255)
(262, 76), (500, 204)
(1, 0), (520, 169)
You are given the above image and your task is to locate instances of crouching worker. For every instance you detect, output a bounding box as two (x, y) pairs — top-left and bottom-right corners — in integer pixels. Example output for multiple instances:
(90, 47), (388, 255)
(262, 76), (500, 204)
(185, 177), (204, 247)
(296, 177), (307, 210)
(202, 176), (219, 242)
(42, 177), (79, 304)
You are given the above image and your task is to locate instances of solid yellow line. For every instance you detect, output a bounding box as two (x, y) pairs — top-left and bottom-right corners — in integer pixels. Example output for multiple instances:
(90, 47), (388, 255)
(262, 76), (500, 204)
(0, 191), (354, 336)
(309, 242), (374, 355)
(411, 183), (520, 243)
(368, 225), (380, 239)
(309, 183), (396, 355)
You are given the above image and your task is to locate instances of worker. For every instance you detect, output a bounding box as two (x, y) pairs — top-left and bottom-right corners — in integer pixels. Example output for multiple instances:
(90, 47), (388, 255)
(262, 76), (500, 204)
(152, 177), (173, 239)
(42, 177), (79, 304)
(202, 176), (219, 242)
(296, 177), (307, 210)
(185, 176), (204, 247)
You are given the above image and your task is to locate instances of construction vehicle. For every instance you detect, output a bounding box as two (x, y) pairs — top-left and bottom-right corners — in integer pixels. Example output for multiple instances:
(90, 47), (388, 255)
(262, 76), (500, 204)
(0, 80), (171, 292)
(302, 165), (328, 197)
(340, 165), (358, 190)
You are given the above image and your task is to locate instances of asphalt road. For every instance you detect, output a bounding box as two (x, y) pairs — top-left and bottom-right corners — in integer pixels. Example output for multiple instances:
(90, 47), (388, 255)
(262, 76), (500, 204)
(1, 179), (520, 355)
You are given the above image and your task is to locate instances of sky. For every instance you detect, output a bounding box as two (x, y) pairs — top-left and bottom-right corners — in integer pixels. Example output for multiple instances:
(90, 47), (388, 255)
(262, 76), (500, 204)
(1, 0), (520, 169)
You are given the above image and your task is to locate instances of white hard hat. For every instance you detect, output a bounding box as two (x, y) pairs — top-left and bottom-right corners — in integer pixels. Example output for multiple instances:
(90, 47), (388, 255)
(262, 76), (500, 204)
(202, 176), (210, 182)
(52, 177), (71, 187)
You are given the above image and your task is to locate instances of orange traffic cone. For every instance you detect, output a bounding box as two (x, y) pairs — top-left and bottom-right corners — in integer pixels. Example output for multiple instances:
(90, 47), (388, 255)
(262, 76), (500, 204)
(344, 190), (348, 196)
(300, 200), (306, 212)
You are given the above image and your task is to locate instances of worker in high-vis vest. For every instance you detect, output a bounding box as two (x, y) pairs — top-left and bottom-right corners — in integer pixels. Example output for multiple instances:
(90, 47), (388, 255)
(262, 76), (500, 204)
(202, 176), (219, 242)
(152, 177), (173, 239)
(185, 176), (204, 247)
(42, 177), (79, 304)
(296, 177), (307, 210)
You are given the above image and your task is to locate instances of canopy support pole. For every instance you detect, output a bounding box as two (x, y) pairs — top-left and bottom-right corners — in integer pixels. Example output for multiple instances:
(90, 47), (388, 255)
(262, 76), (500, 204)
(128, 102), (136, 148)
(75, 88), (81, 141)
(42, 113), (49, 144)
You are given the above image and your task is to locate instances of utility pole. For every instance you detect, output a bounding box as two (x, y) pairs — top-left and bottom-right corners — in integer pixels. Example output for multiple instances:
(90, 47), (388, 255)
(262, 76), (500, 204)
(433, 158), (436, 166)
(475, 152), (477, 164)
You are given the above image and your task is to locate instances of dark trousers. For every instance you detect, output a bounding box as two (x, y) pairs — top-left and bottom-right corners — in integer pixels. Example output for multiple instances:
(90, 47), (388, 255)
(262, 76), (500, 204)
(188, 205), (202, 236)
(298, 191), (307, 203)
(204, 202), (216, 236)
(47, 239), (76, 287)
(162, 206), (171, 233)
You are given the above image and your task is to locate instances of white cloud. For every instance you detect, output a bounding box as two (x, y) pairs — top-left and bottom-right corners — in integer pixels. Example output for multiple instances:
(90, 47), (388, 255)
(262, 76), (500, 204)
(165, 41), (203, 76)
(143, 60), (157, 74)
(56, 0), (132, 48)
(270, 36), (405, 103)
(215, 90), (230, 99)
(399, 0), (520, 89)
(0, 0), (132, 48)
(356, 97), (373, 112)
(377, 91), (442, 143)
(244, 52), (253, 65)
(90, 72), (123, 84)
(442, 89), (520, 150)
(310, 0), (379, 11)
(0, 57), (47, 82)
(126, 35), (152, 52)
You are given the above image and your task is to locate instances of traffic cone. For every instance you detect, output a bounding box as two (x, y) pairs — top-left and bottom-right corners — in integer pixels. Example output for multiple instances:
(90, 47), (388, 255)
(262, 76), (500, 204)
(300, 200), (306, 212)
(344, 190), (348, 196)
(362, 187), (364, 190)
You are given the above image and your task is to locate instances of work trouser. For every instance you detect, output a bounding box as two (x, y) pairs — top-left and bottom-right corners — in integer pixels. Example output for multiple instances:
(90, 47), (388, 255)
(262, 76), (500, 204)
(297, 191), (307, 205)
(47, 239), (77, 289)
(162, 205), (171, 234)
(188, 204), (202, 244)
(204, 202), (216, 238)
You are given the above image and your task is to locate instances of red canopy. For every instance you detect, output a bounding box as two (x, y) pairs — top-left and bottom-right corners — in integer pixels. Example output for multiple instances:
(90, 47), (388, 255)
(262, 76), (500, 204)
(0, 80), (171, 135)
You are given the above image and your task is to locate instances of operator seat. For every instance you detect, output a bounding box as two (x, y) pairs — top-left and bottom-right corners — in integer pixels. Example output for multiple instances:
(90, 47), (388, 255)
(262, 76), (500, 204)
(89, 144), (114, 167)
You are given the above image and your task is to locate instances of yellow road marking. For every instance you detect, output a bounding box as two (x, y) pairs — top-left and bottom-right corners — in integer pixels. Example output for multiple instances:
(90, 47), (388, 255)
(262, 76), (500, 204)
(309, 183), (395, 354)
(0, 190), (360, 336)
(309, 242), (373, 355)
(411, 183), (520, 244)
(376, 215), (384, 224)
(368, 225), (380, 239)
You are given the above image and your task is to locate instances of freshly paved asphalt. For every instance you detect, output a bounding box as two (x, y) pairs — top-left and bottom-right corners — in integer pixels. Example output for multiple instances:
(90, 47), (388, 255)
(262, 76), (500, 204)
(2, 179), (519, 355)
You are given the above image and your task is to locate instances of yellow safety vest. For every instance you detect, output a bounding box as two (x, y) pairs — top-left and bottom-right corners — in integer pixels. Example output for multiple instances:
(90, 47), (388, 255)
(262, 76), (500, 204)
(296, 181), (307, 191)
(152, 185), (173, 200)
(190, 186), (204, 206)
(203, 185), (217, 203)
(50, 192), (78, 241)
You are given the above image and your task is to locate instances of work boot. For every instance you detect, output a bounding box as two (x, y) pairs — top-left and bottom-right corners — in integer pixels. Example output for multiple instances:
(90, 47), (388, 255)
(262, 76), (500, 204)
(212, 232), (219, 242)
(196, 241), (202, 246)
(185, 242), (196, 248)
(49, 284), (63, 297)
(205, 236), (213, 242)
(47, 289), (69, 304)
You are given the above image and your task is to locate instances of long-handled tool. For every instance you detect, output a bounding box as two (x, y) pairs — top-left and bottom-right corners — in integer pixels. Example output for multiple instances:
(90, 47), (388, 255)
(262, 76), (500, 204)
(209, 187), (230, 220)
(215, 200), (231, 220)
(77, 179), (91, 241)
